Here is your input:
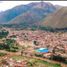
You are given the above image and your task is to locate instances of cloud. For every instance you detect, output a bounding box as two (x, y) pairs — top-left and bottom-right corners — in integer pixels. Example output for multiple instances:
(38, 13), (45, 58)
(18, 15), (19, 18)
(0, 1), (67, 12)
(0, 1), (3, 3)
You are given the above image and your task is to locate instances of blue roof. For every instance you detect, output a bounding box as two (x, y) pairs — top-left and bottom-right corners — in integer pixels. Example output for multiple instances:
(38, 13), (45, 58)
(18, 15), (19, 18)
(36, 48), (49, 53)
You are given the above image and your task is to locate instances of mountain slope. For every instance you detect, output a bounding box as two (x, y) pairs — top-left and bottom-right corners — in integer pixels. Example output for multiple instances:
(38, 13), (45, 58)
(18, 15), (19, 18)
(41, 7), (67, 29)
(7, 2), (57, 28)
(0, 2), (57, 24)
(0, 4), (34, 24)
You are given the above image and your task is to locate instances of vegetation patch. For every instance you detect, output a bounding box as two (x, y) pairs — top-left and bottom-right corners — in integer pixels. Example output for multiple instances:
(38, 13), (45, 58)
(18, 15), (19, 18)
(0, 39), (19, 52)
(12, 55), (25, 61)
(0, 30), (9, 39)
(12, 55), (61, 67)
(0, 52), (7, 56)
(38, 60), (61, 67)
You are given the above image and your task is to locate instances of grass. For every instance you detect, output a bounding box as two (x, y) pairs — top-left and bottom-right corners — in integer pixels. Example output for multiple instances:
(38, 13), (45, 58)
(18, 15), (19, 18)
(38, 60), (61, 67)
(12, 55), (61, 67)
(0, 52), (7, 56)
(12, 55), (26, 61)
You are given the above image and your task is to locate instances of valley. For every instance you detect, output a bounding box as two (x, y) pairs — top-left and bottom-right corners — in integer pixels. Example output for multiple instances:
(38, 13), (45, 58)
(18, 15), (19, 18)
(0, 28), (67, 67)
(0, 1), (67, 67)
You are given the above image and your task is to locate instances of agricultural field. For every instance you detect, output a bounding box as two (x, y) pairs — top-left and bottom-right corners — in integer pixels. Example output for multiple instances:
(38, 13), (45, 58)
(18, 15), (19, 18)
(0, 55), (61, 67)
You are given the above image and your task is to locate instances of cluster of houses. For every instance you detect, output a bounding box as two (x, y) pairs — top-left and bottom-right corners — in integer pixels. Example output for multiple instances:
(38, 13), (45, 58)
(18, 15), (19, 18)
(8, 30), (67, 50)
(0, 28), (67, 67)
(5, 29), (67, 61)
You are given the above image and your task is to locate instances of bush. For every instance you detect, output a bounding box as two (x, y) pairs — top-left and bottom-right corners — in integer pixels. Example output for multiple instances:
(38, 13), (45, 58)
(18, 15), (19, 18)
(0, 44), (4, 49)
(6, 48), (18, 52)
(35, 53), (43, 57)
(9, 49), (17, 52)
(12, 46), (19, 49)
(0, 52), (7, 56)
(0, 30), (9, 39)
(50, 55), (67, 64)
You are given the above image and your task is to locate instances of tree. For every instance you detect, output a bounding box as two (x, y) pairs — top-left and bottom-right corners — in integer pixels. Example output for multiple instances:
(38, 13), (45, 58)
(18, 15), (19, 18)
(21, 46), (26, 56)
(33, 40), (39, 46)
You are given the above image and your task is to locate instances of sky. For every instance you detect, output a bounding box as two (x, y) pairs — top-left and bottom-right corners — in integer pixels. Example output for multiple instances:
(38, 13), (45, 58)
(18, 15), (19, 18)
(0, 1), (67, 12)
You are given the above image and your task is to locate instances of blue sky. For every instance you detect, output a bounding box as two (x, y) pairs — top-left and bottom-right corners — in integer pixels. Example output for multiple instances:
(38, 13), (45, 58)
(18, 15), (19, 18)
(0, 1), (67, 12)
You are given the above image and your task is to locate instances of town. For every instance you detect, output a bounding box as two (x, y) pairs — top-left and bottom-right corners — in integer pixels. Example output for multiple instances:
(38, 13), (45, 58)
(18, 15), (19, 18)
(0, 28), (67, 67)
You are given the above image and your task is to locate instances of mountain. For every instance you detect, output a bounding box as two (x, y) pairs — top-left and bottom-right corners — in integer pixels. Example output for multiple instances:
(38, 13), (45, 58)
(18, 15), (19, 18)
(0, 4), (33, 24)
(0, 2), (57, 25)
(41, 7), (67, 29)
(5, 2), (57, 29)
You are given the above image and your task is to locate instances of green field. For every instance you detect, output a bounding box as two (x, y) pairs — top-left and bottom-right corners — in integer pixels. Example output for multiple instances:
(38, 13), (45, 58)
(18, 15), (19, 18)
(12, 55), (61, 67)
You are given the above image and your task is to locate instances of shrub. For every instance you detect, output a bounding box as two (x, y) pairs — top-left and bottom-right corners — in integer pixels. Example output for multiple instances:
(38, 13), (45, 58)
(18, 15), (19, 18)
(35, 53), (43, 57)
(0, 52), (7, 56)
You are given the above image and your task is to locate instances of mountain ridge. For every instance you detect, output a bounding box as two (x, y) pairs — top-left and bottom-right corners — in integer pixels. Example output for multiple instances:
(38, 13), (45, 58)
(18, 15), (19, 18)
(41, 7), (67, 29)
(0, 2), (57, 24)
